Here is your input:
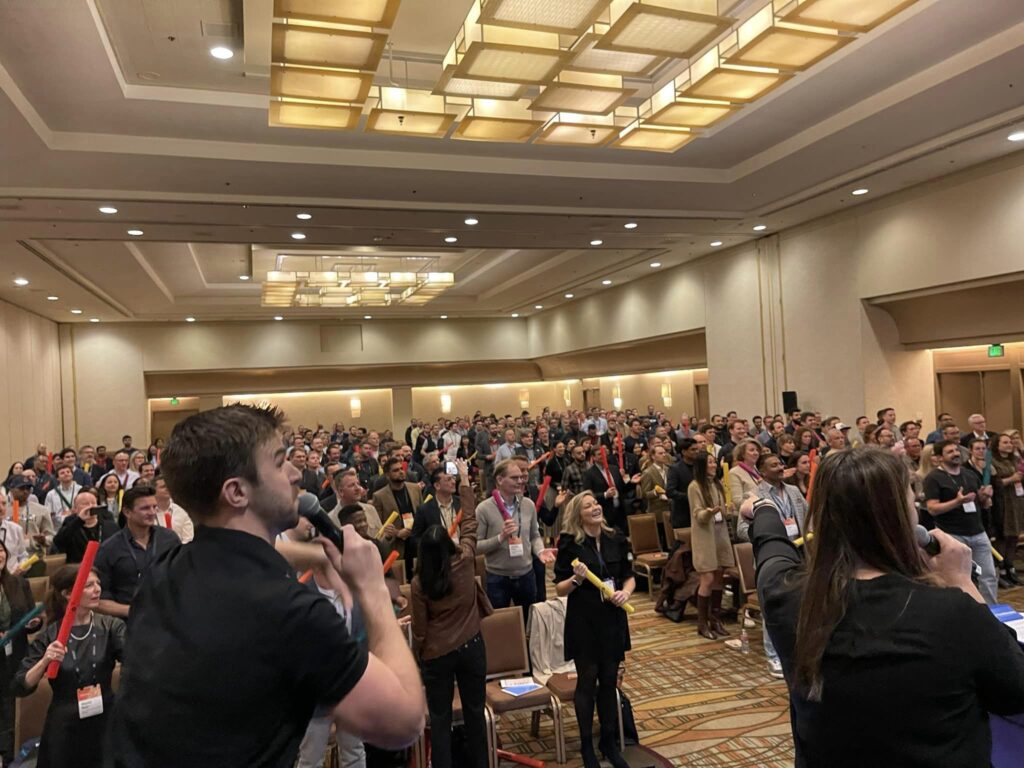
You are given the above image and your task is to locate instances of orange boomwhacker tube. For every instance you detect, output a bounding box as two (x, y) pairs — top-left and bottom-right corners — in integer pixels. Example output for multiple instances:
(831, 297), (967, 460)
(298, 569), (314, 584)
(496, 750), (545, 768)
(382, 550), (399, 572)
(11, 499), (19, 524)
(806, 448), (819, 506)
(447, 511), (463, 538)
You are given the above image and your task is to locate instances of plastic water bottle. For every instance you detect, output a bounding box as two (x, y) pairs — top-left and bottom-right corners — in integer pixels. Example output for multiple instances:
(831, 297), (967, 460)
(739, 625), (750, 654)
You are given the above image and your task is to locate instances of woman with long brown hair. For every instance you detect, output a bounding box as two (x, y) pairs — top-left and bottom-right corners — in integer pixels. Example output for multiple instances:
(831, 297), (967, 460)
(687, 451), (734, 640)
(742, 447), (1024, 767)
(0, 540), (41, 763)
(989, 432), (1023, 586)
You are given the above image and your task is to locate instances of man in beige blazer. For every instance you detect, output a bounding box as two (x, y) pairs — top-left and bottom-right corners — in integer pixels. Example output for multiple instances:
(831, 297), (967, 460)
(641, 444), (672, 539)
(372, 457), (423, 578)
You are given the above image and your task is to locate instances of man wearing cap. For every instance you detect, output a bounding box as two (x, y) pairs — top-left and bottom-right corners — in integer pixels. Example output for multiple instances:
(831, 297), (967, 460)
(8, 475), (54, 565)
(0, 496), (28, 572)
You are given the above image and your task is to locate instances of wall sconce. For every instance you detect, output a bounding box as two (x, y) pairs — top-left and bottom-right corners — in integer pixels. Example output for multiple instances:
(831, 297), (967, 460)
(440, 393), (452, 414)
(612, 383), (623, 411)
(661, 383), (673, 408)
(563, 386), (572, 408)
(518, 388), (530, 410)
(350, 397), (362, 418)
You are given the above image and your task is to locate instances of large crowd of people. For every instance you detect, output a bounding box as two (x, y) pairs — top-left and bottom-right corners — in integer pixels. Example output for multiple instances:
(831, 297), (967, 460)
(0, 403), (1022, 767)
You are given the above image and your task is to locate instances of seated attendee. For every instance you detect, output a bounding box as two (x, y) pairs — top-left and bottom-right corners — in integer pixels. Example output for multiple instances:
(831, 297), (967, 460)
(785, 451), (812, 499)
(26, 456), (55, 504)
(744, 447), (1024, 768)
(95, 473), (123, 522)
(100, 450), (140, 490)
(8, 475), (54, 564)
(15, 564), (126, 768)
(2, 462), (23, 495)
(53, 489), (119, 564)
(94, 485), (180, 620)
(152, 476), (195, 544)
(0, 496), (28, 572)
(0, 541), (42, 764)
(44, 464), (84, 528)
(328, 469), (383, 538)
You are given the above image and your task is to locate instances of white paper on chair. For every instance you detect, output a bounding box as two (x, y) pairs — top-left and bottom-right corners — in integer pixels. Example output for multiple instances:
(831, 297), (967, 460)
(500, 677), (542, 696)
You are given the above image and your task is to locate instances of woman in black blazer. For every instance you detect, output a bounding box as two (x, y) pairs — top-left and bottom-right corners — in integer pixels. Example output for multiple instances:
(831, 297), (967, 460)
(0, 541), (43, 763)
(554, 491), (634, 768)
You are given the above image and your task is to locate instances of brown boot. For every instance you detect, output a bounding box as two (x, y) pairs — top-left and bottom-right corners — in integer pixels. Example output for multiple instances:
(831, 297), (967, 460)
(696, 594), (717, 639)
(710, 589), (730, 636)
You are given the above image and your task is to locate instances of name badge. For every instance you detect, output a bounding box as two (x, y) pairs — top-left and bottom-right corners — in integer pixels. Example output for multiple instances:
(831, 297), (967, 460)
(714, 511), (724, 523)
(1015, 482), (1024, 497)
(402, 513), (414, 530)
(4, 643), (12, 657)
(77, 684), (103, 719)
(602, 578), (616, 597)
(784, 518), (800, 538)
(962, 500), (977, 513)
(508, 537), (525, 558)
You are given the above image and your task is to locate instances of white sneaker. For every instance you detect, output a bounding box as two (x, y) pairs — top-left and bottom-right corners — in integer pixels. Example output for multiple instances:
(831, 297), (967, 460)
(767, 659), (784, 679)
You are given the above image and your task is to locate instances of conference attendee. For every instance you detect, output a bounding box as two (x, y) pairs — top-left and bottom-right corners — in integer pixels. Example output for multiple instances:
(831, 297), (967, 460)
(0, 496), (28, 572)
(411, 461), (488, 768)
(582, 447), (636, 533)
(290, 447), (321, 496)
(786, 452), (812, 499)
(373, 457), (423, 577)
(687, 452), (735, 639)
(923, 440), (997, 604)
(544, 441), (569, 491)
(554, 492), (633, 768)
(822, 427), (847, 456)
(960, 413), (991, 447)
(151, 476), (195, 544)
(100, 450), (139, 490)
(353, 440), (381, 491)
(15, 564), (126, 768)
(107, 405), (425, 764)
(476, 459), (553, 618)
(561, 443), (590, 497)
(495, 428), (521, 464)
(60, 447), (93, 488)
(989, 432), (1023, 586)
(728, 439), (763, 508)
(44, 464), (83, 527)
(666, 437), (702, 529)
(474, 422), (498, 493)
(2, 462), (24, 495)
(88, 445), (110, 485)
(129, 451), (147, 476)
(26, 455), (55, 504)
(415, 424), (441, 463)
(776, 433), (797, 461)
(719, 419), (750, 464)
(745, 447), (1024, 768)
(924, 412), (955, 444)
(53, 489), (119, 564)
(701, 424), (722, 458)
(95, 472), (123, 522)
(411, 461), (471, 550)
(0, 541), (41, 763)
(94, 485), (180, 620)
(329, 468), (383, 537)
(640, 444), (671, 530)
(8, 475), (53, 562)
(794, 427), (817, 453)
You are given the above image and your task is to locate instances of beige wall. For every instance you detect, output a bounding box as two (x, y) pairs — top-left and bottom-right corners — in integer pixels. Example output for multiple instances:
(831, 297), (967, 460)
(595, 369), (700, 418)
(411, 380), (585, 423)
(225, 389), (394, 434)
(0, 299), (63, 470)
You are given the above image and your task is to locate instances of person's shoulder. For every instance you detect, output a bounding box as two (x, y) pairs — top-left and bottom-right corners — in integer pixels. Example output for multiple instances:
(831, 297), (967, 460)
(96, 613), (127, 633)
(556, 532), (577, 550)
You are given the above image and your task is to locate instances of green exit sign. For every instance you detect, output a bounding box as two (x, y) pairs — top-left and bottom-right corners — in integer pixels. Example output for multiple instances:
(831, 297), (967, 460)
(170, 397), (180, 406)
(988, 344), (1005, 358)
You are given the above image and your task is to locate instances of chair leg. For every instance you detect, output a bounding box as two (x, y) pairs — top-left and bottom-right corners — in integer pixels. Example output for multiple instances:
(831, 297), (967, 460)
(554, 700), (567, 764)
(615, 688), (625, 751)
(485, 706), (497, 768)
(530, 710), (541, 737)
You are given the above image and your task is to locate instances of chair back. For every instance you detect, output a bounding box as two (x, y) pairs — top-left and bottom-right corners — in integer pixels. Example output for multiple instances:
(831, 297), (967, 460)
(480, 606), (528, 679)
(43, 554), (66, 579)
(14, 678), (52, 747)
(475, 554), (486, 582)
(627, 513), (662, 555)
(28, 576), (49, 605)
(733, 542), (755, 596)
(675, 527), (692, 550)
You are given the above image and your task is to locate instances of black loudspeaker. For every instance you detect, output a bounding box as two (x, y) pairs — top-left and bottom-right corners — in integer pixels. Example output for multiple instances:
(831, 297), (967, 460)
(782, 391), (799, 414)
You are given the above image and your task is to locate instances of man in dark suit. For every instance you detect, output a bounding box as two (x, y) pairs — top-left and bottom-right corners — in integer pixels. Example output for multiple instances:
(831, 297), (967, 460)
(666, 437), (702, 529)
(289, 447), (321, 496)
(582, 450), (637, 533)
(410, 461), (466, 551)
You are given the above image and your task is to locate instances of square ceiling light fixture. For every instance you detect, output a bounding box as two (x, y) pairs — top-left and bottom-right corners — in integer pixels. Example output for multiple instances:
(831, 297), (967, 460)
(269, 98), (362, 130)
(597, 1), (733, 59)
(533, 113), (621, 146)
(611, 122), (694, 152)
(566, 32), (664, 77)
(721, 3), (852, 70)
(433, 67), (529, 100)
(677, 46), (791, 102)
(479, 0), (613, 35)
(452, 99), (544, 142)
(271, 23), (388, 72)
(530, 71), (635, 115)
(270, 66), (374, 103)
(365, 87), (456, 137)
(642, 81), (737, 128)
(274, 0), (403, 28)
(776, 0), (918, 32)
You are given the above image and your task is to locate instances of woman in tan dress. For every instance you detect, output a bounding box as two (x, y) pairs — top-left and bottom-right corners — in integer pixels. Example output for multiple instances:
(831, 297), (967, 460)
(990, 432), (1023, 585)
(687, 451), (735, 640)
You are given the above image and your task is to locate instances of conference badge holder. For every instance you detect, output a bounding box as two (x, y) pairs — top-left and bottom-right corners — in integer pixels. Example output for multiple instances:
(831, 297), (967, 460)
(77, 684), (103, 719)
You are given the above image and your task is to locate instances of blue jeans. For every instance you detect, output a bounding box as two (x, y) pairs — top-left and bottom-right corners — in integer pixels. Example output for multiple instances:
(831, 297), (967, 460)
(486, 570), (537, 625)
(950, 531), (998, 604)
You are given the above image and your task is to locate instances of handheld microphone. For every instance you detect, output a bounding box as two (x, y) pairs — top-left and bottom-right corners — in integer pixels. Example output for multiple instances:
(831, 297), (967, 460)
(298, 491), (344, 554)
(914, 524), (941, 556)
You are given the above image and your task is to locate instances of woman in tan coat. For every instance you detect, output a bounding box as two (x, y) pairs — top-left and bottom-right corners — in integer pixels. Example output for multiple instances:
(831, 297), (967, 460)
(687, 451), (735, 640)
(728, 439), (763, 509)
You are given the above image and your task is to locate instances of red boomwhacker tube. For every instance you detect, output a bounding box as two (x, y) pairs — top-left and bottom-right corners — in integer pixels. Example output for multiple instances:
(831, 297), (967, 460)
(496, 749), (545, 768)
(47, 540), (99, 679)
(382, 550), (399, 572)
(599, 445), (611, 476)
(298, 569), (314, 584)
(164, 512), (173, 529)
(806, 448), (819, 506)
(535, 476), (552, 513)
(615, 435), (625, 472)
(447, 510), (463, 538)
(491, 490), (512, 520)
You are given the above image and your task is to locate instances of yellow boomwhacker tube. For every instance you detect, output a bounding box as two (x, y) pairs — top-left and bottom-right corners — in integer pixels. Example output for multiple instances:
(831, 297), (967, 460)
(793, 532), (815, 547)
(376, 511), (399, 539)
(18, 554), (40, 573)
(571, 558), (635, 614)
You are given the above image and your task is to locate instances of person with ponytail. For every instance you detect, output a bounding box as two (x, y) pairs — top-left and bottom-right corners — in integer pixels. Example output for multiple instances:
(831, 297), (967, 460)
(742, 447), (1024, 767)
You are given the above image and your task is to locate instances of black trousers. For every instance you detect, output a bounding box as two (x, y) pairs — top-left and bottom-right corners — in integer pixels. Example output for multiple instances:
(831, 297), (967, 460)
(422, 633), (488, 768)
(574, 653), (620, 754)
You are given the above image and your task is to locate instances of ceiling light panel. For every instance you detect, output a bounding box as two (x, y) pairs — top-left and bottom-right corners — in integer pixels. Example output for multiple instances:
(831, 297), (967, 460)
(434, 67), (529, 99)
(269, 99), (361, 130)
(678, 46), (791, 102)
(533, 115), (619, 146)
(776, 0), (919, 32)
(274, 0), (403, 28)
(612, 123), (694, 152)
(644, 85), (737, 128)
(567, 33), (664, 77)
(454, 42), (568, 83)
(722, 5), (852, 70)
(365, 87), (456, 137)
(597, 3), (733, 59)
(271, 23), (388, 72)
(479, 0), (613, 35)
(453, 99), (544, 142)
(271, 66), (374, 103)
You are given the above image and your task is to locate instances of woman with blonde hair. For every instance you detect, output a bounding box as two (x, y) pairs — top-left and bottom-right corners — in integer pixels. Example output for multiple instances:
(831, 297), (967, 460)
(729, 439), (763, 507)
(554, 491), (633, 768)
(688, 452), (735, 639)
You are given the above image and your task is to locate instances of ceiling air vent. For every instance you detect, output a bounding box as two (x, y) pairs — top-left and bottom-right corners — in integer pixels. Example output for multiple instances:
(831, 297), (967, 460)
(201, 21), (238, 39)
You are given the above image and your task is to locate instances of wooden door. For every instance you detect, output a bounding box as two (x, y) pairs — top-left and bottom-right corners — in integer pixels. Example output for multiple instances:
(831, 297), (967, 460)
(151, 409), (198, 444)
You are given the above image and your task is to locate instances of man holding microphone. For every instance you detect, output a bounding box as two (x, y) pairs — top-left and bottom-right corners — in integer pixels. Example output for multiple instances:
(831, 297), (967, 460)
(107, 404), (424, 766)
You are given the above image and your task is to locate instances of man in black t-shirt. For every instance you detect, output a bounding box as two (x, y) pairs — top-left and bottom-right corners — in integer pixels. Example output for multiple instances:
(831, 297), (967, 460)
(923, 440), (998, 604)
(107, 405), (424, 767)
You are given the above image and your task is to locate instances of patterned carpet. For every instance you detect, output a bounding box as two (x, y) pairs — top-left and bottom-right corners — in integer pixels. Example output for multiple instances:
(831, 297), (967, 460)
(496, 575), (1024, 767)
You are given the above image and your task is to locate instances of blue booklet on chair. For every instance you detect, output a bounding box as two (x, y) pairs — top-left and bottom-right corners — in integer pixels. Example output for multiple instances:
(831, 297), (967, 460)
(990, 604), (1024, 643)
(500, 677), (542, 697)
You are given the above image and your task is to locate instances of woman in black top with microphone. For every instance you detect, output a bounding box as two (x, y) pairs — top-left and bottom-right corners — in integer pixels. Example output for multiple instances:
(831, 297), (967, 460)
(554, 491), (634, 768)
(743, 447), (1024, 768)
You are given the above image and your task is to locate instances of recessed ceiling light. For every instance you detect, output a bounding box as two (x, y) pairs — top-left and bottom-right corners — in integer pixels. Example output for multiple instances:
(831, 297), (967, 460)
(239, 275), (250, 281)
(511, 313), (520, 318)
(291, 232), (306, 240)
(601, 279), (612, 285)
(534, 304), (543, 310)
(363, 315), (372, 320)
(89, 318), (100, 323)
(273, 316), (284, 321)
(70, 309), (83, 315)
(296, 213), (312, 220)
(464, 217), (479, 226)
(13, 277), (29, 286)
(710, 241), (723, 247)
(1008, 131), (1024, 142)
(753, 224), (767, 231)
(440, 315), (448, 319)
(210, 46), (234, 60)
(564, 293), (574, 299)
(127, 229), (144, 236)
(590, 239), (603, 246)
(185, 317), (196, 323)
(649, 262), (661, 268)
(444, 236), (458, 243)
(46, 295), (59, 301)
(98, 206), (118, 215)
(851, 188), (869, 196)
(624, 222), (638, 230)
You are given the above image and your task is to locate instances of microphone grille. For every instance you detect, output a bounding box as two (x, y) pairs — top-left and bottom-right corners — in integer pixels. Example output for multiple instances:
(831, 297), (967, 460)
(297, 492), (322, 518)
(914, 524), (931, 549)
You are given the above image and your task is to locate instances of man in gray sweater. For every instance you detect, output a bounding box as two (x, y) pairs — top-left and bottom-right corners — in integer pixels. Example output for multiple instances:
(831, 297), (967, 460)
(476, 459), (555, 620)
